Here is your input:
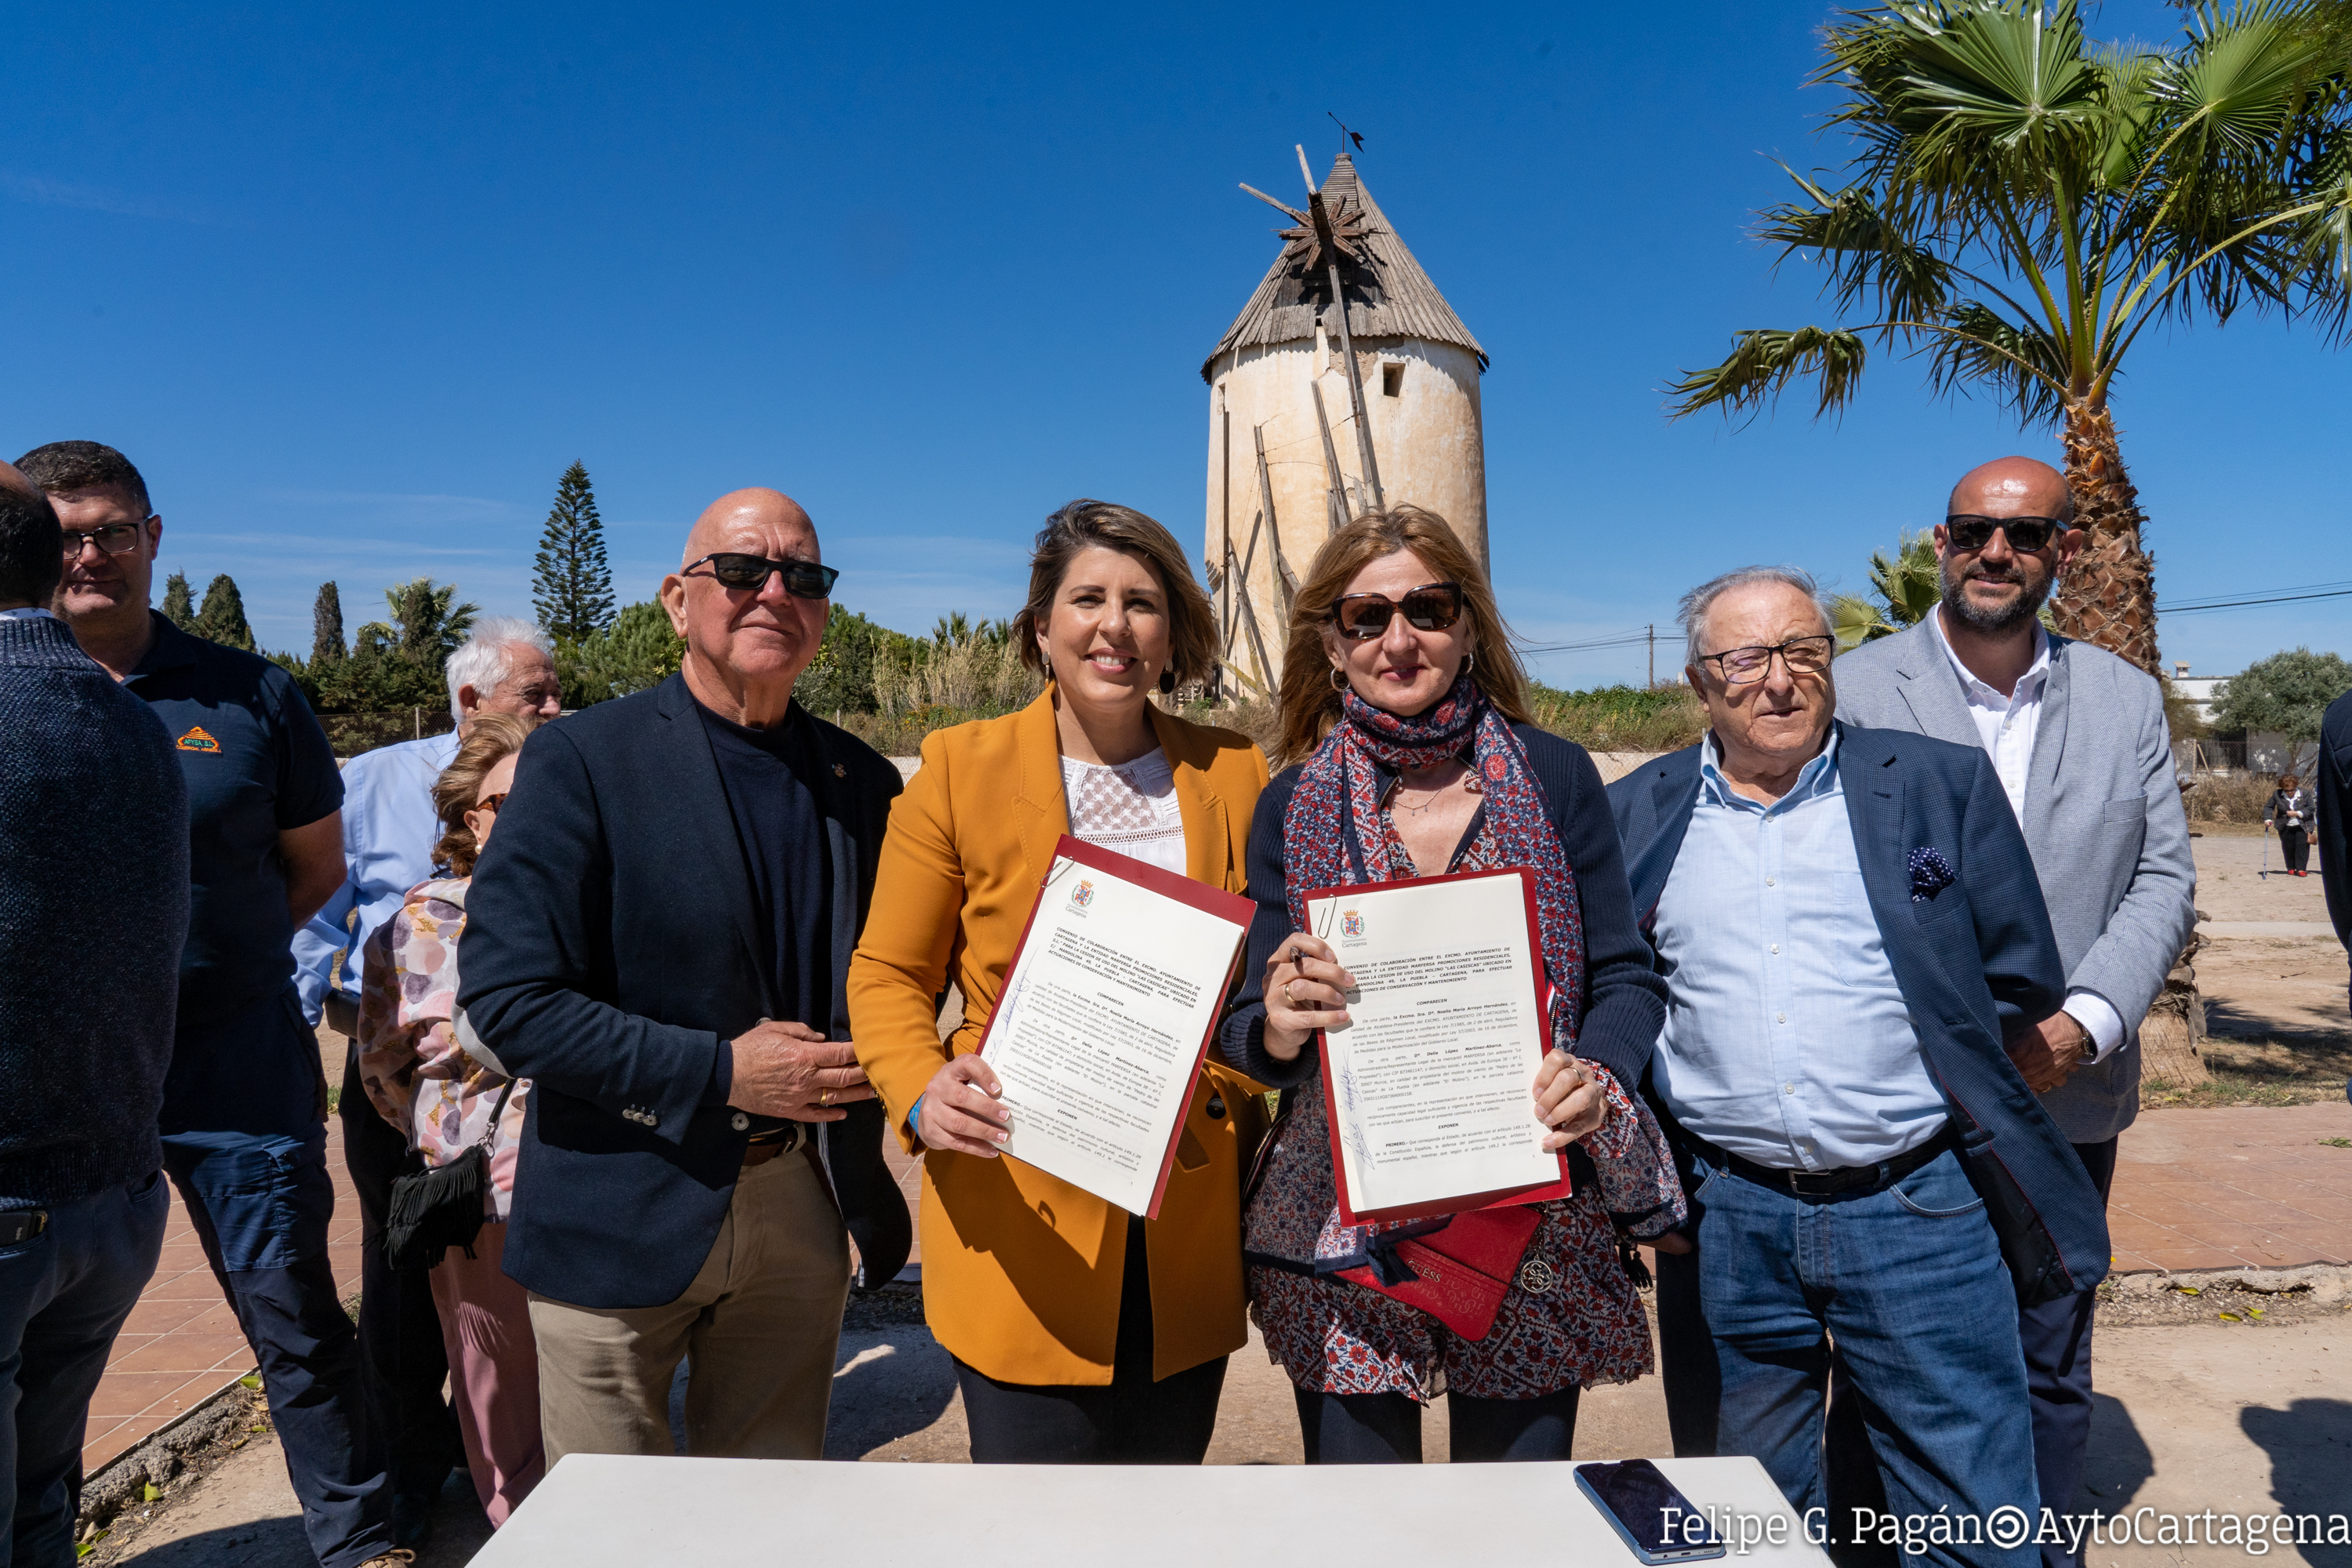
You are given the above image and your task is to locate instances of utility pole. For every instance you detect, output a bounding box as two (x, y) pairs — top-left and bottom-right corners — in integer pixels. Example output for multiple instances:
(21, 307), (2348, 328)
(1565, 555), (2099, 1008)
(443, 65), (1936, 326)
(1646, 624), (1655, 688)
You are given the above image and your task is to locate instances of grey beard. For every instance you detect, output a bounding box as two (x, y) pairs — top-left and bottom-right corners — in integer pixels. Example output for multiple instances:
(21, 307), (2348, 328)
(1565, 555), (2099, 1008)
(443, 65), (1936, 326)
(1940, 565), (2051, 636)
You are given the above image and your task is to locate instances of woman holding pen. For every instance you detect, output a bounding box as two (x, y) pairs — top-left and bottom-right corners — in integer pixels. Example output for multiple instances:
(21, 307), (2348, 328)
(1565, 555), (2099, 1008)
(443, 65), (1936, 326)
(1221, 506), (1686, 1465)
(847, 500), (1269, 1463)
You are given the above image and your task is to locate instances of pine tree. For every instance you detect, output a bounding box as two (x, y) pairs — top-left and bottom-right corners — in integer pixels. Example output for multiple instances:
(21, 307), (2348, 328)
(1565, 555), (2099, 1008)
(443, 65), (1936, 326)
(160, 572), (195, 630)
(311, 582), (346, 666)
(191, 574), (256, 652)
(532, 462), (615, 644)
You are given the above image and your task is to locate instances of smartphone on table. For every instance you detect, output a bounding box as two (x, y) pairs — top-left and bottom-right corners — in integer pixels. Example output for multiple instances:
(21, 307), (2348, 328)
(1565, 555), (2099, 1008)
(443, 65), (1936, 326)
(1573, 1459), (1727, 1565)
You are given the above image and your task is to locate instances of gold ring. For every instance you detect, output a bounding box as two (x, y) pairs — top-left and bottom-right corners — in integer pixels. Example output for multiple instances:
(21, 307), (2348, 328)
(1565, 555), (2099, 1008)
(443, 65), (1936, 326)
(819, 1090), (832, 1107)
(1282, 981), (1297, 1007)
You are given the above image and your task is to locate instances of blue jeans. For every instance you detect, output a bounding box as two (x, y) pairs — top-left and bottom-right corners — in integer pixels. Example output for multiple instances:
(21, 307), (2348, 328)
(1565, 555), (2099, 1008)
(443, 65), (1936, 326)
(1, 1175), (169, 1568)
(1661, 1147), (2038, 1568)
(161, 989), (391, 1568)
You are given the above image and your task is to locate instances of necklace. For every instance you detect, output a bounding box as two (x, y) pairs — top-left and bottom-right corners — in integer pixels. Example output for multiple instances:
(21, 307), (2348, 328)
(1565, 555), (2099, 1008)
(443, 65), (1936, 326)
(1391, 760), (1479, 817)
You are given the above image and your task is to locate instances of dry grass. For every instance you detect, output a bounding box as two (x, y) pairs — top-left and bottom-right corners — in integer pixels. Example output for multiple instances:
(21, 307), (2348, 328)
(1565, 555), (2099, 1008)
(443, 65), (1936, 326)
(1530, 684), (1708, 753)
(2186, 772), (2280, 825)
(875, 636), (1043, 718)
(2142, 1031), (2352, 1107)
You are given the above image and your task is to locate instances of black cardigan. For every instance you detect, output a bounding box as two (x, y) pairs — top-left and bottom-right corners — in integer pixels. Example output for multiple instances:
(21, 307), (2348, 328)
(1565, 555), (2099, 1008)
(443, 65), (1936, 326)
(1214, 724), (1668, 1090)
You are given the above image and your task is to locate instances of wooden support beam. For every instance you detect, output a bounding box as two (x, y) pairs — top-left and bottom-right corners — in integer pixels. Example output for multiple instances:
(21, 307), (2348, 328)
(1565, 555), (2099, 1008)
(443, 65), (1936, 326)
(1251, 425), (1296, 614)
(1309, 379), (1348, 535)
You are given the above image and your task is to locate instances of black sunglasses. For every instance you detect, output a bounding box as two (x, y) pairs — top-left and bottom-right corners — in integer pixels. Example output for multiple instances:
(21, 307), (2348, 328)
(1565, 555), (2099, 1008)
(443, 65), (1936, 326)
(1328, 582), (1465, 641)
(684, 553), (840, 598)
(1944, 514), (2064, 553)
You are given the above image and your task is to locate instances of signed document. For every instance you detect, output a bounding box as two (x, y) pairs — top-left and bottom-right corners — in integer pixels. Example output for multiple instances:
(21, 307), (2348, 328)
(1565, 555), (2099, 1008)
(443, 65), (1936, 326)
(978, 835), (1253, 1218)
(1305, 869), (1570, 1225)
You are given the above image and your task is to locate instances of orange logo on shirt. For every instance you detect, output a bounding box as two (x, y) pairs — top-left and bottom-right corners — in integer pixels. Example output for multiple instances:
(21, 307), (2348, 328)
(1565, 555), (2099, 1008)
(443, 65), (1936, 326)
(176, 727), (221, 753)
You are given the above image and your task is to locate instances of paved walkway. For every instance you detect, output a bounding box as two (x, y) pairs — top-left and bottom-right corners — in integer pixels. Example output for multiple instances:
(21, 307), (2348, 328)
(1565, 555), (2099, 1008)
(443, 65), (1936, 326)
(82, 1122), (365, 1478)
(2107, 1101), (2352, 1272)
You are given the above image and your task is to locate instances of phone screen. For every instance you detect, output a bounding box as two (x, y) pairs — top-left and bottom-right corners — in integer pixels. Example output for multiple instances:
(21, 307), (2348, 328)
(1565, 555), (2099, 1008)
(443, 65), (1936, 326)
(1575, 1460), (1721, 1559)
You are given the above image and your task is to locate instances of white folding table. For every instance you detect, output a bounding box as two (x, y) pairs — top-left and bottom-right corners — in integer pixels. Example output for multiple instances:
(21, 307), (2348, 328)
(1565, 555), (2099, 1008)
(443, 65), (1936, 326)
(471, 1452), (1832, 1566)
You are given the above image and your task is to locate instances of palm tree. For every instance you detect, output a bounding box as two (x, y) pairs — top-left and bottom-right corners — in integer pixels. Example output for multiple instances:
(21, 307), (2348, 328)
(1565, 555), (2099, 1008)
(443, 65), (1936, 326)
(1831, 530), (1944, 649)
(382, 577), (480, 664)
(1670, 0), (2352, 673)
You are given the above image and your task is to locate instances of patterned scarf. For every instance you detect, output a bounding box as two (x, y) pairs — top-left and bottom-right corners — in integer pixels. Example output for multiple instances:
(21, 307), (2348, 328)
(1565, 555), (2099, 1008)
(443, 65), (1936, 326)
(1283, 672), (1588, 1047)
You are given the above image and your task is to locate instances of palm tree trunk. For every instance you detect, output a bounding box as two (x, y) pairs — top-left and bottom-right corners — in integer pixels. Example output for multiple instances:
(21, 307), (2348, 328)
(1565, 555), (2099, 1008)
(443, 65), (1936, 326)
(2051, 400), (2209, 1087)
(2050, 400), (2161, 676)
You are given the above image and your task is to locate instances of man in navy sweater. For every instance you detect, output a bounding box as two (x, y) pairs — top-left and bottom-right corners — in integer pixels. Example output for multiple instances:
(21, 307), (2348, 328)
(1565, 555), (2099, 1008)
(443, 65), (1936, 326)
(24, 441), (400, 1568)
(0, 463), (188, 1568)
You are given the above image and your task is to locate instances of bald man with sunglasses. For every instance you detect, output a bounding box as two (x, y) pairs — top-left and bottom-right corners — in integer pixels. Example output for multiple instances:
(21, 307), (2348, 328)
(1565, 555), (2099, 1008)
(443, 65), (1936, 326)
(457, 488), (910, 1464)
(1834, 456), (2195, 1565)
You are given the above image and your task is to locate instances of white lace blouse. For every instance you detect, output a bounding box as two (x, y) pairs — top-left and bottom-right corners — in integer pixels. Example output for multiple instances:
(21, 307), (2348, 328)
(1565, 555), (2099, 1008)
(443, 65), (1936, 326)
(1060, 748), (1186, 874)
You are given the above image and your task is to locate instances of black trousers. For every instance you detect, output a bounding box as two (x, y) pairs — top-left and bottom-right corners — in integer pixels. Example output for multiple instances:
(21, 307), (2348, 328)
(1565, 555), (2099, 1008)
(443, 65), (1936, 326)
(2279, 825), (2310, 872)
(339, 1039), (464, 1495)
(952, 1218), (1226, 1463)
(1294, 1385), (1581, 1464)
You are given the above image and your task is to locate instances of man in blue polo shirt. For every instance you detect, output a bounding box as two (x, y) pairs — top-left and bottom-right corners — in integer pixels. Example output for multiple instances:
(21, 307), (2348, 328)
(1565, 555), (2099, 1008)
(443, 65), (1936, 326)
(23, 441), (401, 1568)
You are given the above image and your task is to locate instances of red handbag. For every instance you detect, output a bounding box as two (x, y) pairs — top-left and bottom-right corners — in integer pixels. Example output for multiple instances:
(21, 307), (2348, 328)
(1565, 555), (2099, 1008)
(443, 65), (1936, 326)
(1330, 1205), (1543, 1341)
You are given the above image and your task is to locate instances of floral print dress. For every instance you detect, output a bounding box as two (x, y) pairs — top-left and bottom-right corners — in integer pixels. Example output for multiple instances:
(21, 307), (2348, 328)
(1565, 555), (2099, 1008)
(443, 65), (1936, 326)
(1244, 815), (1686, 1403)
(355, 878), (529, 1220)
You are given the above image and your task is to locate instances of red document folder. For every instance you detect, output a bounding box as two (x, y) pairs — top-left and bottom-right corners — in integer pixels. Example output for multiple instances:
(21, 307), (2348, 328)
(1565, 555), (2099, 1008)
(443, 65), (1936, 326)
(1301, 866), (1573, 1227)
(975, 834), (1254, 1220)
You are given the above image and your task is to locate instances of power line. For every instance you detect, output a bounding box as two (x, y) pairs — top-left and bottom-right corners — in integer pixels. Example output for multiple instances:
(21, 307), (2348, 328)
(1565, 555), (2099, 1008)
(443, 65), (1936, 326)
(2162, 583), (2352, 615)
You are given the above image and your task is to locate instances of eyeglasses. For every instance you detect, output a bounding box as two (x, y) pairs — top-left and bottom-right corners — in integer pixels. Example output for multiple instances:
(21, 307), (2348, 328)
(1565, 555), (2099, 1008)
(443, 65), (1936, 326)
(1327, 582), (1465, 641)
(1700, 636), (1835, 684)
(684, 553), (840, 599)
(60, 520), (154, 557)
(471, 793), (507, 815)
(1944, 514), (2063, 553)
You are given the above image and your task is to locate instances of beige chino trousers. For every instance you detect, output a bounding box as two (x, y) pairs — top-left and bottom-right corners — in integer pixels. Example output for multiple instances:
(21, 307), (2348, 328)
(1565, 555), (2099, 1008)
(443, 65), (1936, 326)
(528, 1149), (851, 1464)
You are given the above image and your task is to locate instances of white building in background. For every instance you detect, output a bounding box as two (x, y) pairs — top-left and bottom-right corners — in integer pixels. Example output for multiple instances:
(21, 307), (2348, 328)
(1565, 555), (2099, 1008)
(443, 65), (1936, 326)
(2170, 661), (2299, 775)
(1202, 153), (1487, 695)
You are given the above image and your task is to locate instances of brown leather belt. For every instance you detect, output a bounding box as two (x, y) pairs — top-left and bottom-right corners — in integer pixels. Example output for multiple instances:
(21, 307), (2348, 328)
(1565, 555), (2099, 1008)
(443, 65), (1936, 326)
(742, 1124), (806, 1168)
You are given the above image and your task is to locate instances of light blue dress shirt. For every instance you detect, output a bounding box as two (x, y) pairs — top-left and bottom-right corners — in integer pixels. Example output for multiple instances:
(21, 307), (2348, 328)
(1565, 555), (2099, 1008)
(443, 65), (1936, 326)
(1649, 727), (1949, 1171)
(292, 729), (461, 1022)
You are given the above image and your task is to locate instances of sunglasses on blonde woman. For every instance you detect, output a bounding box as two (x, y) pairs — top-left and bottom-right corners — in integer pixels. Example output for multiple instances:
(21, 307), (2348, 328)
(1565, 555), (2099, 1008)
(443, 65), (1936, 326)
(1328, 582), (1465, 641)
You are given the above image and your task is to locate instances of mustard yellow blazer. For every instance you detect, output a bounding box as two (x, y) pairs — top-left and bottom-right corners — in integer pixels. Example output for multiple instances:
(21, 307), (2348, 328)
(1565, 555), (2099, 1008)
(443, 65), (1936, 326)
(847, 688), (1269, 1386)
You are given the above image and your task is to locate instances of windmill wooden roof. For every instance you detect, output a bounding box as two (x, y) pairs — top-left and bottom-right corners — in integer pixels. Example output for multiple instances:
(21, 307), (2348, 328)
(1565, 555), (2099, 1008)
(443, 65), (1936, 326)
(1201, 154), (1486, 383)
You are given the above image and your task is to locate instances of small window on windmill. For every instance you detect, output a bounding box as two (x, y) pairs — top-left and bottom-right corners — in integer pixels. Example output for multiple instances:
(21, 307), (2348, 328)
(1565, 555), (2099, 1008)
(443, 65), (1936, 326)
(1381, 362), (1405, 397)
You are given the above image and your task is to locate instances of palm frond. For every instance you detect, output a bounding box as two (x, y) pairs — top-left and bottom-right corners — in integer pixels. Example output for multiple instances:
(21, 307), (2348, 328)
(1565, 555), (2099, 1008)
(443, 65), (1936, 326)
(1925, 300), (2074, 421)
(1757, 167), (1956, 322)
(1665, 326), (1870, 420)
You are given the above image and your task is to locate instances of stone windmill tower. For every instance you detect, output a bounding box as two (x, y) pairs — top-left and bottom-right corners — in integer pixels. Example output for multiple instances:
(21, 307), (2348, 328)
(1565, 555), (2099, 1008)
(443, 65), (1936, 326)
(1202, 147), (1488, 695)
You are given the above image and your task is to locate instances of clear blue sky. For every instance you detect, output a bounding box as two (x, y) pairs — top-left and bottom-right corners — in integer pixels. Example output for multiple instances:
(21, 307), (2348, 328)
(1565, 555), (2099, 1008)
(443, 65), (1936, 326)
(7, 1), (2340, 688)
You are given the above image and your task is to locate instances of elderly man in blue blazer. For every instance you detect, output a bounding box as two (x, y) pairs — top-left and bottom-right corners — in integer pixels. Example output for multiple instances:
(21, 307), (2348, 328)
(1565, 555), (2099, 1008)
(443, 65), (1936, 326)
(1609, 564), (2107, 1564)
(1834, 458), (2196, 1565)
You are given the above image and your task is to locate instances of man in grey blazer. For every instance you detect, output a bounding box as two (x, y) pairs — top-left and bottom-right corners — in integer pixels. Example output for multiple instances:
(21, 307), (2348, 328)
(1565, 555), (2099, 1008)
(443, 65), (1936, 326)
(1835, 456), (2196, 1563)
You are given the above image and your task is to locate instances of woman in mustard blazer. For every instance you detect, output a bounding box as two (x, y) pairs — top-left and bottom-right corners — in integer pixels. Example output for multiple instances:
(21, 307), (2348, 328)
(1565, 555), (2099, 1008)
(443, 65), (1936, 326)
(848, 499), (1269, 1463)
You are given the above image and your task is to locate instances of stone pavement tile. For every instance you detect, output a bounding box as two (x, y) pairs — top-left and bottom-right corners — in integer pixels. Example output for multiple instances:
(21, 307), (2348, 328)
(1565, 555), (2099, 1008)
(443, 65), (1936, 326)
(120, 1297), (212, 1336)
(107, 1334), (255, 1377)
(2134, 1245), (2249, 1272)
(2108, 1104), (2352, 1272)
(139, 1268), (222, 1301)
(84, 1415), (169, 1474)
(87, 1372), (209, 1421)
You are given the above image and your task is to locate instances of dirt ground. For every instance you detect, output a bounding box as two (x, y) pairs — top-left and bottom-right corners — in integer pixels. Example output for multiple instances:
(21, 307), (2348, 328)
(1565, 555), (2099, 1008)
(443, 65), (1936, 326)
(2168, 829), (2350, 1106)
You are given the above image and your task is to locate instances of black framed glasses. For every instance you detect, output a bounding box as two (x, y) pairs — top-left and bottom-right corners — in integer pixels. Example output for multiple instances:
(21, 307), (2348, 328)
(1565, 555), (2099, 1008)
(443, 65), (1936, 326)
(60, 520), (154, 557)
(1944, 514), (2063, 553)
(684, 553), (840, 599)
(1700, 636), (1834, 684)
(1328, 582), (1465, 641)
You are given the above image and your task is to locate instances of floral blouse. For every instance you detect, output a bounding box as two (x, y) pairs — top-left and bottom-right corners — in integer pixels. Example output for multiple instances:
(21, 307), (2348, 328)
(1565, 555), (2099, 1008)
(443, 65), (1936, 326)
(355, 878), (529, 1220)
(1244, 809), (1686, 1403)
